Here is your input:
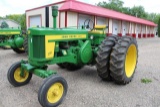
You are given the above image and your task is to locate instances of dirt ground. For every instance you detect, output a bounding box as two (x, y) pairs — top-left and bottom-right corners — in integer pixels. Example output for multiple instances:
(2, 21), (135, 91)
(0, 38), (160, 107)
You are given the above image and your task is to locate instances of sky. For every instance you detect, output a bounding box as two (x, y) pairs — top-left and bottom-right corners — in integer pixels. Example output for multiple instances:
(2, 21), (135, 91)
(0, 0), (159, 17)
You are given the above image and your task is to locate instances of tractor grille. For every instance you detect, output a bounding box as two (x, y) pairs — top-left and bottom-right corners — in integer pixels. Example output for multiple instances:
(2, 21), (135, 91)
(32, 36), (45, 58)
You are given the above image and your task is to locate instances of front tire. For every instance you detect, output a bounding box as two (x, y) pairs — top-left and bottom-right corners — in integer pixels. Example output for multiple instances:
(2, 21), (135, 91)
(110, 36), (138, 84)
(38, 75), (68, 107)
(7, 61), (32, 87)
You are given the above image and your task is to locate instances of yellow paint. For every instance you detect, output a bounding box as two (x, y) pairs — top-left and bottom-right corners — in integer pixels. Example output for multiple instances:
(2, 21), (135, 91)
(18, 47), (24, 51)
(45, 36), (55, 59)
(45, 34), (86, 40)
(28, 30), (30, 34)
(0, 32), (20, 35)
(94, 25), (106, 29)
(125, 44), (137, 78)
(89, 30), (104, 34)
(45, 34), (86, 58)
(47, 82), (64, 103)
(14, 67), (29, 83)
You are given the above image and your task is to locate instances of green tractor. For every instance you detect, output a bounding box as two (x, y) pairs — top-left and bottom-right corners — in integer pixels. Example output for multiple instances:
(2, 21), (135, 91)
(0, 27), (27, 53)
(7, 6), (138, 107)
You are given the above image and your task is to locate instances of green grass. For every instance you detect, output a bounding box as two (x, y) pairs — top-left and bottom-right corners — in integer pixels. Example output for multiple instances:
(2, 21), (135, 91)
(141, 78), (152, 84)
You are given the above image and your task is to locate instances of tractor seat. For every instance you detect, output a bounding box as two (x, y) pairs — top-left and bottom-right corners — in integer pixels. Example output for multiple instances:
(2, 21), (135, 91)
(94, 25), (107, 29)
(89, 25), (107, 34)
(89, 30), (104, 34)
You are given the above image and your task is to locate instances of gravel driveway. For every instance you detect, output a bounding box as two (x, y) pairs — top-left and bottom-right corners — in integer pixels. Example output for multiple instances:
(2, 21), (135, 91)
(0, 38), (160, 107)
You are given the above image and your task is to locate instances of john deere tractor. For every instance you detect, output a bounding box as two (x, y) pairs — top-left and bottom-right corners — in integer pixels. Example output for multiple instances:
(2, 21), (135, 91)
(0, 27), (26, 53)
(7, 6), (138, 107)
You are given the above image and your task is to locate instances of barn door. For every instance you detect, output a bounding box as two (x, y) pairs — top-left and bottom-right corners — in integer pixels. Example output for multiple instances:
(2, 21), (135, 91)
(113, 20), (118, 35)
(29, 15), (41, 28)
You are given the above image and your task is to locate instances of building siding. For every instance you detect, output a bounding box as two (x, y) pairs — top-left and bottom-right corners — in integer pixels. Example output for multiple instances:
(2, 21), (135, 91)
(108, 18), (112, 34)
(67, 11), (77, 27)
(60, 12), (65, 28)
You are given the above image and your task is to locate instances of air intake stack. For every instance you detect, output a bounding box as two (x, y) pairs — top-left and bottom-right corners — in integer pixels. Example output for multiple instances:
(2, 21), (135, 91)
(52, 6), (58, 29)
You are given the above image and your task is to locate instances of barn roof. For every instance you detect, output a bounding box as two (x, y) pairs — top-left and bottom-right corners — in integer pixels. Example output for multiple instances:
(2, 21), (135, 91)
(0, 19), (20, 25)
(60, 0), (157, 26)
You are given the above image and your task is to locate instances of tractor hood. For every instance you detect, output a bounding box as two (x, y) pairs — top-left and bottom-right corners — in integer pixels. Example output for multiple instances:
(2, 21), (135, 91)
(0, 28), (21, 35)
(28, 27), (89, 66)
(28, 27), (88, 35)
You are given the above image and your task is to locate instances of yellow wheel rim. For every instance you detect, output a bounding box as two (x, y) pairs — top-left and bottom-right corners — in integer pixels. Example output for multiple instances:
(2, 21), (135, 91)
(19, 48), (24, 51)
(4, 45), (11, 49)
(14, 67), (29, 82)
(47, 82), (64, 103)
(125, 44), (137, 78)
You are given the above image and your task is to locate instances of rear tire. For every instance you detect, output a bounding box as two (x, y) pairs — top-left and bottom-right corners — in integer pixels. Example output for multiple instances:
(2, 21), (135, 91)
(96, 36), (118, 81)
(110, 36), (138, 84)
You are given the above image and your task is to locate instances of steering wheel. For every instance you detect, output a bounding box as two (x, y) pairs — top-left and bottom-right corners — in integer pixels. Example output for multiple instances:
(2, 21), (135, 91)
(84, 19), (94, 31)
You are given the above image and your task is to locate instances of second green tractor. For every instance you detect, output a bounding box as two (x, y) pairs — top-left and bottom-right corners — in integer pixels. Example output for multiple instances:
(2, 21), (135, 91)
(7, 6), (138, 107)
(0, 27), (28, 53)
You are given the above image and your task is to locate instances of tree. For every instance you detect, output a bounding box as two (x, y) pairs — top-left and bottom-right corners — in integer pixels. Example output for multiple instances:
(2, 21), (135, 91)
(122, 7), (131, 15)
(1, 21), (9, 28)
(152, 14), (160, 24)
(97, 1), (148, 19)
(97, 0), (124, 12)
(20, 14), (26, 30)
(130, 6), (147, 18)
(158, 18), (160, 37)
(5, 14), (22, 24)
(146, 13), (156, 21)
(96, 0), (160, 24)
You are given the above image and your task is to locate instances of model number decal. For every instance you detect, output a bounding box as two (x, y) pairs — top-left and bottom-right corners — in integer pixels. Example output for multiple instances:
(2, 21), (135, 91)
(61, 35), (85, 39)
(0, 32), (20, 35)
(46, 34), (86, 41)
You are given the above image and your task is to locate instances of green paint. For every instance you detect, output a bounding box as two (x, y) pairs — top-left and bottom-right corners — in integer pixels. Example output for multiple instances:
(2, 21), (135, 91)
(23, 26), (107, 79)
(79, 40), (93, 64)
(52, 6), (58, 29)
(21, 60), (56, 78)
(33, 69), (56, 78)
(141, 78), (152, 84)
(14, 36), (24, 48)
(54, 17), (56, 29)
(0, 27), (21, 35)
(32, 36), (45, 58)
(0, 27), (24, 49)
